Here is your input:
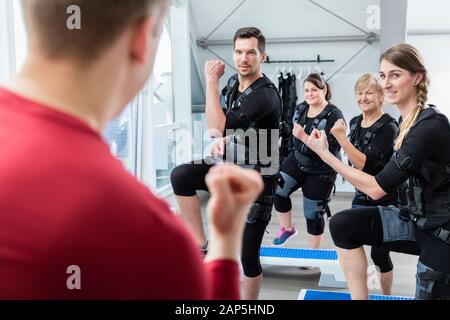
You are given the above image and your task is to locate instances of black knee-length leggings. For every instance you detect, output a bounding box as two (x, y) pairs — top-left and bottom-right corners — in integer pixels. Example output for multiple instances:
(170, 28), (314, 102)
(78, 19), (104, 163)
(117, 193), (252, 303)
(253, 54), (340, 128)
(274, 153), (336, 235)
(171, 160), (275, 277)
(351, 204), (393, 273)
(330, 206), (450, 299)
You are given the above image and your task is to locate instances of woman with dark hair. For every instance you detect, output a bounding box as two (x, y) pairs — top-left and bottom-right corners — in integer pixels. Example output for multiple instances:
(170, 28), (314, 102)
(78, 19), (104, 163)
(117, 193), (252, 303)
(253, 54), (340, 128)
(272, 73), (345, 249)
(307, 43), (450, 300)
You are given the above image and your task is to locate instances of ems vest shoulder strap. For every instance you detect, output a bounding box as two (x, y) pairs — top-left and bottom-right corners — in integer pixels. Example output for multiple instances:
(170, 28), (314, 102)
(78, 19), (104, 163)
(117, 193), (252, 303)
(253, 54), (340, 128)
(348, 115), (363, 144)
(349, 114), (397, 148)
(394, 105), (450, 186)
(409, 105), (448, 132)
(371, 113), (397, 133)
(294, 103), (337, 128)
(293, 102), (308, 124)
(310, 104), (334, 127)
(362, 114), (397, 147)
(225, 74), (282, 118)
(224, 74), (239, 110)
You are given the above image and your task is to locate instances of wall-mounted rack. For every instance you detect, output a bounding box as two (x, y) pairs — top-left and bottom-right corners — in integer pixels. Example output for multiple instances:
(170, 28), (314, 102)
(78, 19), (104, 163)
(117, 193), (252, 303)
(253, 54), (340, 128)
(265, 55), (335, 64)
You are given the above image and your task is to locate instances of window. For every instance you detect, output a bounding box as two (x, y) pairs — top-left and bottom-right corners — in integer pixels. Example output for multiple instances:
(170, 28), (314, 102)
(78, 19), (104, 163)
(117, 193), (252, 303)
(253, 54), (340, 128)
(13, 1), (26, 72)
(137, 4), (192, 194)
(151, 24), (177, 190)
(104, 100), (139, 175)
(192, 112), (214, 161)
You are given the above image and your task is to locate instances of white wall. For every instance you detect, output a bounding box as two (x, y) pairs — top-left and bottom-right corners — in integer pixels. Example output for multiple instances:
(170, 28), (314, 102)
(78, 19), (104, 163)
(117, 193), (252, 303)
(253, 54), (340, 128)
(408, 35), (450, 117)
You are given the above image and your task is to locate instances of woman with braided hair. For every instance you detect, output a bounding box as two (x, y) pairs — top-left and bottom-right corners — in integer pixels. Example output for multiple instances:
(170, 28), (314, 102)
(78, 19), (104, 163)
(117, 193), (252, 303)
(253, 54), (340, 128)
(330, 73), (399, 295)
(306, 43), (450, 300)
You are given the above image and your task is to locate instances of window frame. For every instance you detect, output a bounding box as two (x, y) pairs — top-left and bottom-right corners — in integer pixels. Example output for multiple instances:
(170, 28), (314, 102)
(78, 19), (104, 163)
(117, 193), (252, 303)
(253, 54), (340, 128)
(0, 0), (17, 83)
(137, 3), (192, 195)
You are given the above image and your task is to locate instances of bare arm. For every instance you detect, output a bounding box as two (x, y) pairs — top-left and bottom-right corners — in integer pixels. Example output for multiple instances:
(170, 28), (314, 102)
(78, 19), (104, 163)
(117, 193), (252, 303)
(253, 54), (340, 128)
(338, 138), (367, 170)
(321, 150), (385, 199)
(205, 61), (227, 137)
(309, 129), (387, 200)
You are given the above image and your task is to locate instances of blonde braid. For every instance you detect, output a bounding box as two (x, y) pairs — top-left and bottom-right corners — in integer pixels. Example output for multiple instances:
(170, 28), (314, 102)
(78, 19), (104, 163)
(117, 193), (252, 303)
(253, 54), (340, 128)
(416, 78), (429, 109)
(395, 106), (422, 150)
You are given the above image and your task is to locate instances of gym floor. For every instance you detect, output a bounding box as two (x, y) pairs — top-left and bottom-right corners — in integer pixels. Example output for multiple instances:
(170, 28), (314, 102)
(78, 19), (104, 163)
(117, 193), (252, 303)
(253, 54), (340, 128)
(166, 191), (418, 300)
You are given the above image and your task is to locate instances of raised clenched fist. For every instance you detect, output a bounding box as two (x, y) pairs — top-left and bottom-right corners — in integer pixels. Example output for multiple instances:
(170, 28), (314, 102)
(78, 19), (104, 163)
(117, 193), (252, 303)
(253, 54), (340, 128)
(330, 119), (347, 142)
(292, 123), (306, 141)
(205, 164), (263, 236)
(307, 129), (329, 156)
(205, 60), (225, 82)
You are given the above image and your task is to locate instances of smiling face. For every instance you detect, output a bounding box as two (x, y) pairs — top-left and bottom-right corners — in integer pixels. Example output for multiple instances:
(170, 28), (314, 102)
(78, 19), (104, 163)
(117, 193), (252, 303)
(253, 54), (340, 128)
(355, 84), (383, 113)
(233, 37), (266, 78)
(379, 59), (419, 106)
(304, 81), (327, 106)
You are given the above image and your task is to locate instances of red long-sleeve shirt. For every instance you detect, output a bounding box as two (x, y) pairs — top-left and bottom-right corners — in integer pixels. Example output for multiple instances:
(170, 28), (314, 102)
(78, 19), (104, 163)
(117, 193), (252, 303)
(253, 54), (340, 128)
(0, 88), (240, 300)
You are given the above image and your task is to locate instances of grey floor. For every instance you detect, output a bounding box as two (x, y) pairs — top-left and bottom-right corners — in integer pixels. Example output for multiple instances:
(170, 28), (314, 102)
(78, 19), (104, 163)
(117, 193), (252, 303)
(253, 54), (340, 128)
(165, 191), (419, 300)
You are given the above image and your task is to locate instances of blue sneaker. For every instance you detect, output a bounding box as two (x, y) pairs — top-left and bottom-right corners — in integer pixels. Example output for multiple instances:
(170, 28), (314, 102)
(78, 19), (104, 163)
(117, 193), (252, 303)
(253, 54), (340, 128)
(272, 226), (298, 246)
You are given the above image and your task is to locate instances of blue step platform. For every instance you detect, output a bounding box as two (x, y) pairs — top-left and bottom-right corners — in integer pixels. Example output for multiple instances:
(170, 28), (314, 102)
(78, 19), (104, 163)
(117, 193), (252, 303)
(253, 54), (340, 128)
(260, 247), (338, 260)
(298, 289), (415, 300)
(259, 247), (346, 288)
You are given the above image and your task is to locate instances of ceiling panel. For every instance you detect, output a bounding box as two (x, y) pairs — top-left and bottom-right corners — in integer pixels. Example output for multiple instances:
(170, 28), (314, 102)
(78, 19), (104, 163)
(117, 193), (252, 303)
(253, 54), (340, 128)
(191, 0), (379, 40)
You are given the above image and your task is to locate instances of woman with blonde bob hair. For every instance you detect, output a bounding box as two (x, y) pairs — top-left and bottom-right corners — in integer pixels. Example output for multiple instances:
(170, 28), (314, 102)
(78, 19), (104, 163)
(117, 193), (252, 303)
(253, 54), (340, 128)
(306, 43), (450, 300)
(330, 73), (399, 295)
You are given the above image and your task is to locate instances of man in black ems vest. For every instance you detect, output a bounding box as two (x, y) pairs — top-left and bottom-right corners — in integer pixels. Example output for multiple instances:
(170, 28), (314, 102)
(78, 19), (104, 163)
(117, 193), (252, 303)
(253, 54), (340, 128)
(170, 27), (281, 300)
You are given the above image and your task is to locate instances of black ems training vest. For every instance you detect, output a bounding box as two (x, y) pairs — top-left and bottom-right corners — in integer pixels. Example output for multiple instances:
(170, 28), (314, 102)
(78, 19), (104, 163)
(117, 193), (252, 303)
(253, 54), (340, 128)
(221, 74), (282, 175)
(349, 113), (398, 168)
(223, 74), (282, 119)
(349, 114), (399, 204)
(395, 106), (450, 244)
(292, 102), (341, 174)
(221, 75), (280, 219)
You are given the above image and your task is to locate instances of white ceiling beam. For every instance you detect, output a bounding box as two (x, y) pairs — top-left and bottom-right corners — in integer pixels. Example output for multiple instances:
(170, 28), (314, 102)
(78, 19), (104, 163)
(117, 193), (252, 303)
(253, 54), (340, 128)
(198, 33), (379, 49)
(408, 29), (450, 36)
